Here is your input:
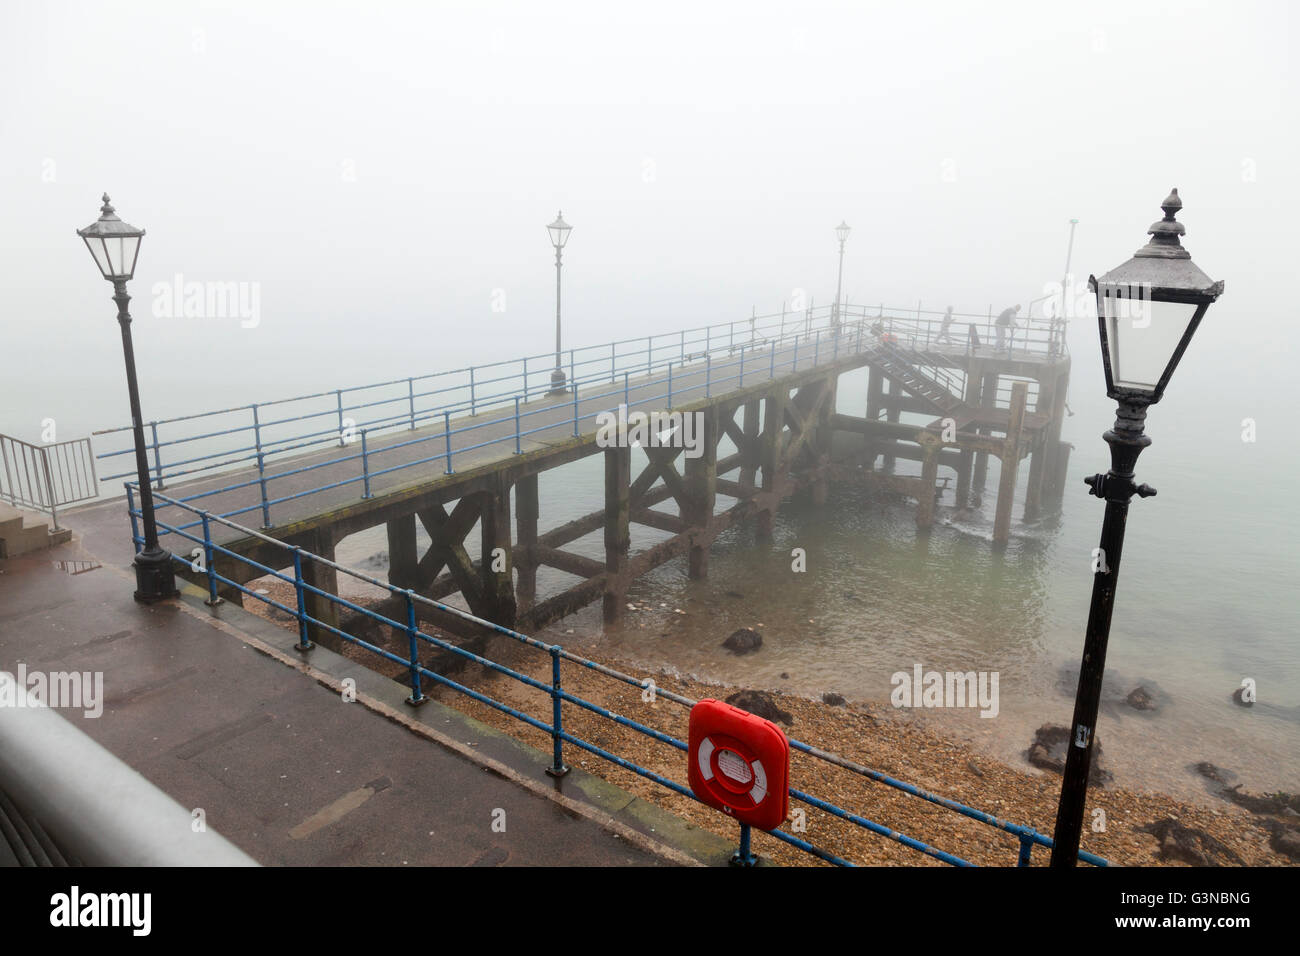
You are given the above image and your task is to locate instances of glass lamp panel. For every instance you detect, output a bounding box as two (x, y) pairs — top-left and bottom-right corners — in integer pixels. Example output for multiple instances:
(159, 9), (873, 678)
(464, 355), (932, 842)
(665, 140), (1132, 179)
(549, 225), (570, 248)
(1102, 287), (1197, 391)
(119, 235), (141, 277)
(108, 237), (127, 276)
(836, 223), (851, 243)
(84, 237), (112, 278)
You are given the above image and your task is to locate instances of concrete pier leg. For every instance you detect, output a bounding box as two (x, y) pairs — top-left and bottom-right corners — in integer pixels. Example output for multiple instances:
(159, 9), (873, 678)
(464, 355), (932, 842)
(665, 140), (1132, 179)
(514, 474), (538, 613)
(882, 383), (901, 474)
(603, 446), (631, 624)
(916, 443), (940, 530)
(740, 400), (760, 494)
(1041, 370), (1071, 511)
(684, 406), (718, 578)
(1047, 440), (1072, 508)
(955, 447), (973, 509)
(811, 378), (836, 506)
(992, 382), (1028, 547)
(1023, 437), (1046, 521)
(973, 370), (999, 498)
(480, 477), (516, 626)
(757, 386), (786, 542)
(865, 366), (884, 467)
(302, 528), (340, 650)
(386, 513), (419, 589)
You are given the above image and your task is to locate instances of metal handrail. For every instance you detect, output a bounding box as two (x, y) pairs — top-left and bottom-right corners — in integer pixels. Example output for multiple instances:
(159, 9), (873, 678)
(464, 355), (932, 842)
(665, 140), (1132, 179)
(128, 317), (872, 529)
(0, 671), (257, 866)
(124, 486), (1108, 868)
(94, 301), (1063, 489)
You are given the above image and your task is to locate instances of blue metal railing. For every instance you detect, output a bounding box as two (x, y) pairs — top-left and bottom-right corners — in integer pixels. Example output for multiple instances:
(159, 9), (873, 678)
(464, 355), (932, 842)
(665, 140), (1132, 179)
(126, 486), (1106, 868)
(95, 302), (1063, 529)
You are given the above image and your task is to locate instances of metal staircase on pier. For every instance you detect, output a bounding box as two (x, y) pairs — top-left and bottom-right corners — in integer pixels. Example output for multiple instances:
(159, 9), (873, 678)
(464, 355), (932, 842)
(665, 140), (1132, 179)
(866, 338), (969, 418)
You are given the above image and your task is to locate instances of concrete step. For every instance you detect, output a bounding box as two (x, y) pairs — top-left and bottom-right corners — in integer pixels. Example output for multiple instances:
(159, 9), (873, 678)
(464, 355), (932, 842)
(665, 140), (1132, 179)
(0, 502), (69, 558)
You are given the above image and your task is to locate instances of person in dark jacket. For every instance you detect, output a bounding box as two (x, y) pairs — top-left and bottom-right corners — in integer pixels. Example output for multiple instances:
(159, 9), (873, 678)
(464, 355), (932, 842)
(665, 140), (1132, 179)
(995, 304), (1020, 352)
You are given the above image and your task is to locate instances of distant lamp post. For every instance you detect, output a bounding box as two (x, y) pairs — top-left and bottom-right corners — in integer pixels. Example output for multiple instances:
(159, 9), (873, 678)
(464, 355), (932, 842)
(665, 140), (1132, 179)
(547, 211), (572, 394)
(77, 194), (177, 604)
(1050, 189), (1223, 866)
(1052, 218), (1080, 358)
(833, 220), (851, 333)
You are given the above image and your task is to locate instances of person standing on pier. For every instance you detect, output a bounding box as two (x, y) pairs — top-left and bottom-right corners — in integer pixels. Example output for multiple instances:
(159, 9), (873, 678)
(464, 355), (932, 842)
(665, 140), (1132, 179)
(995, 304), (1020, 353)
(936, 306), (956, 345)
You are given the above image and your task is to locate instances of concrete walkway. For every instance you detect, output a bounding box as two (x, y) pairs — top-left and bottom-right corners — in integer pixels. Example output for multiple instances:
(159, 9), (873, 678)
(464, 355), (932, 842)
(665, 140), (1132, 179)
(0, 499), (736, 866)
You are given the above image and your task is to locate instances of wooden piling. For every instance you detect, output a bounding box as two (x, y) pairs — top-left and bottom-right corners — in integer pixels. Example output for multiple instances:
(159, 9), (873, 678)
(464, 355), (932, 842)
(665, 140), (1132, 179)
(480, 475), (516, 626)
(514, 473), (539, 613)
(993, 381), (1029, 547)
(683, 406), (718, 578)
(603, 446), (631, 623)
(757, 386), (786, 541)
(386, 513), (419, 589)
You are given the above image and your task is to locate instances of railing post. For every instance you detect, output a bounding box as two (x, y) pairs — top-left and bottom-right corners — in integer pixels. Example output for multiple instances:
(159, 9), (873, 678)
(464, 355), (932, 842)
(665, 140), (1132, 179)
(125, 482), (141, 553)
(739, 345), (745, 387)
(572, 382), (579, 437)
(545, 645), (569, 777)
(201, 512), (220, 606)
(514, 396), (522, 454)
(149, 421), (164, 490)
(706, 353), (711, 398)
(611, 342), (616, 382)
(39, 446), (59, 531)
(769, 341), (775, 379)
(706, 325), (711, 355)
(793, 335), (799, 372)
(408, 377), (416, 429)
(469, 366), (477, 416)
(732, 823), (756, 866)
(336, 389), (345, 447)
(624, 371), (630, 408)
(569, 349), (575, 390)
(1017, 832), (1035, 867)
(292, 548), (312, 651)
(680, 329), (685, 362)
(523, 356), (529, 401)
(646, 335), (653, 376)
(443, 411), (454, 475)
(360, 429), (372, 498)
(667, 363), (673, 410)
(404, 590), (426, 706)
(729, 320), (734, 353)
(815, 329), (821, 366)
(252, 404), (271, 528)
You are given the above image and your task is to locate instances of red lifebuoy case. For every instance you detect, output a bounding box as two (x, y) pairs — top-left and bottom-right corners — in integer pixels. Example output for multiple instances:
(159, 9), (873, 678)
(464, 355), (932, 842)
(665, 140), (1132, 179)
(687, 698), (790, 831)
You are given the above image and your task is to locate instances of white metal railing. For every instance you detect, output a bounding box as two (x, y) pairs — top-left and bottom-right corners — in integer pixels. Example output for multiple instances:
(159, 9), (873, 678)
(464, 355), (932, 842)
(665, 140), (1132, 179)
(0, 434), (99, 529)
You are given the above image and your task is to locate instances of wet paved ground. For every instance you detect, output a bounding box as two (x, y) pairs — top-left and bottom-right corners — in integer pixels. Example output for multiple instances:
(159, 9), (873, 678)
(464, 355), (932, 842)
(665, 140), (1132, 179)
(0, 500), (726, 865)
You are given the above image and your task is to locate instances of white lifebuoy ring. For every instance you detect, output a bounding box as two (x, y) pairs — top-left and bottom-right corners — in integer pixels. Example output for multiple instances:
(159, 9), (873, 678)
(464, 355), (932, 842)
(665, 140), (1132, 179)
(696, 735), (768, 806)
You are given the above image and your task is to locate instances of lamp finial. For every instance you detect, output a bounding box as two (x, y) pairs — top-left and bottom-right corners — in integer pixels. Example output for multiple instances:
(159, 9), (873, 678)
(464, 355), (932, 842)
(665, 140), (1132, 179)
(1136, 187), (1189, 260)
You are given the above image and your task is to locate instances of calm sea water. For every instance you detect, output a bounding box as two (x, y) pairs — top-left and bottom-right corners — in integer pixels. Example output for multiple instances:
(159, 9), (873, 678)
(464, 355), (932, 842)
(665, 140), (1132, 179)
(11, 306), (1297, 805)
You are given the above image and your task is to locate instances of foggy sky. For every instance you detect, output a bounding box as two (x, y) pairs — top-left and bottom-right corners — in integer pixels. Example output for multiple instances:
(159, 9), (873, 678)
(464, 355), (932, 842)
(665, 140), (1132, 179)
(1, 0), (1295, 438)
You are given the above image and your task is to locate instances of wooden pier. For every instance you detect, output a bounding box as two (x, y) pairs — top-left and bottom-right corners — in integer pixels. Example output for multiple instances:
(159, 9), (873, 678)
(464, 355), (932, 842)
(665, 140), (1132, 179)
(162, 315), (1071, 644)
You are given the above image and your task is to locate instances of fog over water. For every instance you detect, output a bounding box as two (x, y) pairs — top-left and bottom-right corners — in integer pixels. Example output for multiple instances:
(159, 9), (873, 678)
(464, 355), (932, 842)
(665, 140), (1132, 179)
(2, 1), (1297, 802)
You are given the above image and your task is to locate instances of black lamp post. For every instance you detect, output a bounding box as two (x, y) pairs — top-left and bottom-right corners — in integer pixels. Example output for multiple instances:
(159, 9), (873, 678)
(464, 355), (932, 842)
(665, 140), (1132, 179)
(77, 194), (177, 604)
(833, 220), (851, 334)
(1049, 189), (1223, 866)
(547, 211), (572, 394)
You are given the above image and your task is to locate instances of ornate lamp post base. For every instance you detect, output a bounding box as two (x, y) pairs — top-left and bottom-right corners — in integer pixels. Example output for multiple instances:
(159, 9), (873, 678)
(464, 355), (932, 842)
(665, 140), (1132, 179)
(548, 367), (567, 395)
(132, 546), (178, 604)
